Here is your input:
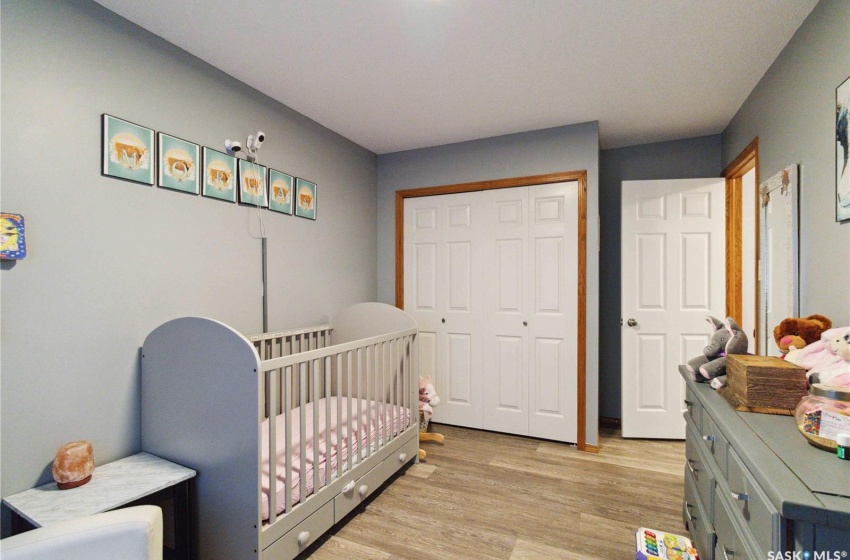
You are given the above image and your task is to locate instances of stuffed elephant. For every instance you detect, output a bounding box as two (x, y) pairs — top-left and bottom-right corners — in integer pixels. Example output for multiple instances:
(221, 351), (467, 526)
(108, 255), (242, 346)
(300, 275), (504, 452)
(686, 316), (748, 382)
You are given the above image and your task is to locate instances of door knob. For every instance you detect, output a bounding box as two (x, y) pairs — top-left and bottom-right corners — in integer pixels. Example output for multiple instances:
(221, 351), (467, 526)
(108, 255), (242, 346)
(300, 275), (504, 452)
(627, 318), (638, 327)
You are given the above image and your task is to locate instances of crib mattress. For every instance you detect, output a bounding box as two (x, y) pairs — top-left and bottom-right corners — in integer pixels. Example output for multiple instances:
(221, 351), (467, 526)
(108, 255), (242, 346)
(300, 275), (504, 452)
(260, 396), (410, 521)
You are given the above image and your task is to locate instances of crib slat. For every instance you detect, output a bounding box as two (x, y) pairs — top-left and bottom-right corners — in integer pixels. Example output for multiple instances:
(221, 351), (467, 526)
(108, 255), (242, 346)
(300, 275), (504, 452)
(284, 365), (292, 514)
(268, 368), (278, 525)
(349, 350), (355, 468)
(312, 358), (320, 497)
(299, 362), (307, 509)
(336, 353), (342, 473)
(324, 355), (331, 483)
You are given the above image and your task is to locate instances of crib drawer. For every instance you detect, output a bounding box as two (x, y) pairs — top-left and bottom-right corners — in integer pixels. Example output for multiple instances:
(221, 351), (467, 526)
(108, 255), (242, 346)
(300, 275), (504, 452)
(335, 438), (417, 522)
(264, 499), (334, 558)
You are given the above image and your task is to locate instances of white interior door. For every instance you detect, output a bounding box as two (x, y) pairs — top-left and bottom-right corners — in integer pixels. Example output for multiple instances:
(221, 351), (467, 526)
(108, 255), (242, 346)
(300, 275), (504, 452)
(404, 196), (442, 419)
(439, 192), (484, 428)
(483, 187), (530, 435)
(621, 178), (725, 439)
(527, 182), (578, 442)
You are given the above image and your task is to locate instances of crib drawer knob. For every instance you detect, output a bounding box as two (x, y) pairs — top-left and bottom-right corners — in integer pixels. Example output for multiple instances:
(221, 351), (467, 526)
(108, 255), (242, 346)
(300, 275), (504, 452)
(358, 484), (369, 498)
(342, 480), (355, 493)
(399, 452), (407, 462)
(297, 531), (311, 547)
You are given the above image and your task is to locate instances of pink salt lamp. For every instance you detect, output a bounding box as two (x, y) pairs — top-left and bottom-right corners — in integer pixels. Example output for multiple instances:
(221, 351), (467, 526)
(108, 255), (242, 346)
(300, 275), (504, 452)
(52, 440), (94, 489)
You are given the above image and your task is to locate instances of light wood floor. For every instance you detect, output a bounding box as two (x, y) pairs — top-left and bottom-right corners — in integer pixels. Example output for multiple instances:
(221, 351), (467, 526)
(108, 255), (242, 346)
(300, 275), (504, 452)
(303, 424), (687, 559)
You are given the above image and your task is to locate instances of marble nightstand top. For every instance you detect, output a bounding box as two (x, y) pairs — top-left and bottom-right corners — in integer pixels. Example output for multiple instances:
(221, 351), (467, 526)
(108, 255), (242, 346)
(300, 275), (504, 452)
(2, 452), (196, 527)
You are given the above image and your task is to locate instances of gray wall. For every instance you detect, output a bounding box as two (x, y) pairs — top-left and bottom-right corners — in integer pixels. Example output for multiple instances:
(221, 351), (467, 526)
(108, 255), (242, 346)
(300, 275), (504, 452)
(376, 123), (601, 445)
(599, 135), (722, 419)
(722, 0), (850, 326)
(0, 0), (377, 528)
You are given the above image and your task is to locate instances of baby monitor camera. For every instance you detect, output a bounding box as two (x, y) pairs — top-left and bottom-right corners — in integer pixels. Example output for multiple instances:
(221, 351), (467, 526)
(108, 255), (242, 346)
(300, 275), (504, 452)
(247, 131), (265, 151)
(225, 139), (242, 155)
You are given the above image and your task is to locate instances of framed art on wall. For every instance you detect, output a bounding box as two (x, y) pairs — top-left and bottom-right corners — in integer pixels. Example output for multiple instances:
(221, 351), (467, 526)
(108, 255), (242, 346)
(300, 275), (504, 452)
(268, 169), (294, 214)
(202, 147), (237, 203)
(836, 76), (849, 222)
(157, 133), (200, 194)
(102, 114), (155, 185)
(238, 159), (267, 207)
(295, 178), (317, 220)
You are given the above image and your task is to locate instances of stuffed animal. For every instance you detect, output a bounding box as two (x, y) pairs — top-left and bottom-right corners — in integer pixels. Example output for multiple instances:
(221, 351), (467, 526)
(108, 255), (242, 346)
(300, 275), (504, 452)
(773, 314), (832, 355)
(419, 376), (440, 421)
(810, 327), (850, 387)
(686, 316), (748, 382)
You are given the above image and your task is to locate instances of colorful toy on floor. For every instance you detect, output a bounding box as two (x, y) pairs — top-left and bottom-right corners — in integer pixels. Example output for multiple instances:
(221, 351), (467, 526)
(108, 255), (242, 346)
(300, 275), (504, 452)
(418, 376), (444, 460)
(635, 528), (699, 560)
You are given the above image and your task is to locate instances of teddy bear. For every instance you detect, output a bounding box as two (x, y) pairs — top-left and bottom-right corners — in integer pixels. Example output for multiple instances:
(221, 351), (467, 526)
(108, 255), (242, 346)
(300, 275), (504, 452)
(773, 314), (832, 355)
(686, 316), (748, 382)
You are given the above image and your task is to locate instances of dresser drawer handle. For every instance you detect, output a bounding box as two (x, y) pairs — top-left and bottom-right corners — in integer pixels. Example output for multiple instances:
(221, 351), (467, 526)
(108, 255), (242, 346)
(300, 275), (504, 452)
(684, 399), (694, 408)
(684, 502), (698, 523)
(702, 434), (716, 442)
(297, 531), (311, 547)
(730, 491), (749, 502)
(687, 459), (698, 474)
(722, 545), (735, 559)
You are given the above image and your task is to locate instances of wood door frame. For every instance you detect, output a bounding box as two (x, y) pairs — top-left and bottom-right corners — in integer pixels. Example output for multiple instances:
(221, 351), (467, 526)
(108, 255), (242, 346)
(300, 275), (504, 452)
(395, 171), (589, 451)
(722, 138), (759, 351)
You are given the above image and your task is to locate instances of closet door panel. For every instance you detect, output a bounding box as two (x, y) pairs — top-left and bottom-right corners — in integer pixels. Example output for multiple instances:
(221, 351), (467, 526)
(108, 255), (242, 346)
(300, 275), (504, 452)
(438, 193), (484, 428)
(528, 182), (578, 442)
(404, 197), (443, 420)
(483, 188), (530, 435)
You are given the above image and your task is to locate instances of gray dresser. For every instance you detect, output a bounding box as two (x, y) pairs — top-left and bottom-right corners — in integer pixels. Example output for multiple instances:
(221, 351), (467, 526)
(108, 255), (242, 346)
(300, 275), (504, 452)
(680, 366), (850, 559)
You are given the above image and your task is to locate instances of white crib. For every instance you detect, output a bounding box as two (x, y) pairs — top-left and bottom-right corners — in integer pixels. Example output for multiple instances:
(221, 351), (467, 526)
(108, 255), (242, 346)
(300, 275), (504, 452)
(141, 302), (419, 559)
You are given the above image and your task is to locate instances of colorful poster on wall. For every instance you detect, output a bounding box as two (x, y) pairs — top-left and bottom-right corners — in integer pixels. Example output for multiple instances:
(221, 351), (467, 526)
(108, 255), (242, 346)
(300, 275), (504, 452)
(295, 178), (317, 220)
(237, 160), (267, 207)
(158, 133), (200, 194)
(102, 114), (155, 185)
(268, 169), (294, 215)
(0, 213), (27, 260)
(202, 147), (237, 203)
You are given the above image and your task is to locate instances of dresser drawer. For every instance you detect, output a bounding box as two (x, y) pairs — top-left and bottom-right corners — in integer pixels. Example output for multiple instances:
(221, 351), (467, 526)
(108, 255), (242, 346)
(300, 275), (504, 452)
(686, 423), (715, 519)
(714, 485), (759, 560)
(684, 468), (715, 560)
(726, 447), (780, 554)
(685, 386), (702, 431)
(701, 414), (728, 476)
(264, 499), (334, 558)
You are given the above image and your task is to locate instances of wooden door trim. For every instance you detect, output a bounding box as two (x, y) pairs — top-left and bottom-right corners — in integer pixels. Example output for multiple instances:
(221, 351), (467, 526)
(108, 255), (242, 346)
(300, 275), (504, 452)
(722, 138), (759, 351)
(395, 170), (589, 451)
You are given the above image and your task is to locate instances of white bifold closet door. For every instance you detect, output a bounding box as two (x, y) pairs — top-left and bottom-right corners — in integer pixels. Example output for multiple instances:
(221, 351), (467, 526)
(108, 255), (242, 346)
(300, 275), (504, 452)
(404, 182), (578, 443)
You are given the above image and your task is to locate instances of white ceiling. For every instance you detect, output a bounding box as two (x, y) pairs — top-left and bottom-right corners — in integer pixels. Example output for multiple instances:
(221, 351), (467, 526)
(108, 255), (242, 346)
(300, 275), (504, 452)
(94, 0), (817, 154)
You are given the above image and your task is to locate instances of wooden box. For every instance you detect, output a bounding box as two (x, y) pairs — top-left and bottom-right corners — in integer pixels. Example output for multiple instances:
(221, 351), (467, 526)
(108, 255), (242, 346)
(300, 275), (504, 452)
(722, 354), (807, 415)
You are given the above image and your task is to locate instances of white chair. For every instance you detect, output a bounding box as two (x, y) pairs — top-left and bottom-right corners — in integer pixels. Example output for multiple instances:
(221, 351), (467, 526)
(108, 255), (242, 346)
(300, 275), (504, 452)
(0, 505), (163, 560)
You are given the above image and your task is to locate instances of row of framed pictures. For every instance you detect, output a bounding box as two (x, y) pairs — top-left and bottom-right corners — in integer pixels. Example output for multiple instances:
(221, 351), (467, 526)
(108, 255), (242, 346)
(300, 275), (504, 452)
(101, 114), (317, 219)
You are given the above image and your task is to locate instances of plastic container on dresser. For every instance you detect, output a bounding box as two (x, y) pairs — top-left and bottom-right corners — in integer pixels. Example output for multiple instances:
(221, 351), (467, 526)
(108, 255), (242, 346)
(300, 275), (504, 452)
(680, 366), (850, 560)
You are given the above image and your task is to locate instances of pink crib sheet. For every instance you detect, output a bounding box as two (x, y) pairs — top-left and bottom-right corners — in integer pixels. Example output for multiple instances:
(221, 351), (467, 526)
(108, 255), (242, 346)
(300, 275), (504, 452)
(261, 396), (410, 521)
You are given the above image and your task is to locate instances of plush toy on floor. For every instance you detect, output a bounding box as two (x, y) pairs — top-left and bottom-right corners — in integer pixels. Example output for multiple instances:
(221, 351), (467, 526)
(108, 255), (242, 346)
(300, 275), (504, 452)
(418, 376), (444, 460)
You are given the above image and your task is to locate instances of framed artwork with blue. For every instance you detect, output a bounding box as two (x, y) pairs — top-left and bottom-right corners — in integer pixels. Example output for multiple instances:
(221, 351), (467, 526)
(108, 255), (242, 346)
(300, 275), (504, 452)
(202, 147), (237, 203)
(0, 213), (27, 260)
(157, 133), (200, 194)
(102, 114), (155, 185)
(295, 178), (317, 220)
(268, 169), (294, 215)
(238, 160), (267, 207)
(836, 76), (849, 222)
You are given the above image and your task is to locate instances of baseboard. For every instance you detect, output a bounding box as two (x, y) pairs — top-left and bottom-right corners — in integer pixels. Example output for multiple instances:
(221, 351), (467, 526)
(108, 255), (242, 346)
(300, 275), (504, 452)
(599, 416), (621, 430)
(583, 444), (600, 453)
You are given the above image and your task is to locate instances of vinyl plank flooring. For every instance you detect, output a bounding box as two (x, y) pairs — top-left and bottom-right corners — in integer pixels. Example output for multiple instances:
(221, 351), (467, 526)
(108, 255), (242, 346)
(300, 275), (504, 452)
(300, 425), (687, 559)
